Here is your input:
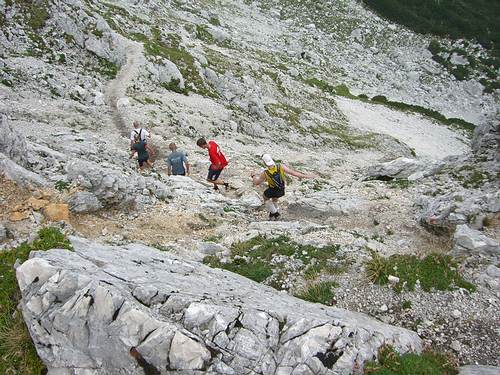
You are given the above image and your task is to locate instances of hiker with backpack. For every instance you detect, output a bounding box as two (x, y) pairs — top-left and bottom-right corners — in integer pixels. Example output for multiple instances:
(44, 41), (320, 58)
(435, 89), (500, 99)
(252, 154), (315, 220)
(130, 121), (150, 150)
(196, 138), (230, 191)
(130, 135), (155, 171)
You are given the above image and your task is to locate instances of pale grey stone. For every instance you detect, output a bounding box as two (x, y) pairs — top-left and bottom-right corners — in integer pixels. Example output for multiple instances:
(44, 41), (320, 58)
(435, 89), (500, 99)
(67, 192), (102, 213)
(16, 237), (422, 374)
(452, 224), (500, 259)
(0, 154), (48, 187)
(168, 331), (211, 370)
(458, 365), (500, 375)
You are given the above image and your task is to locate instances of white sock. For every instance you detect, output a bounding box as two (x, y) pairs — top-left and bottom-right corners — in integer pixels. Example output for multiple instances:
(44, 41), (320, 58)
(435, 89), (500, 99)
(265, 200), (278, 214)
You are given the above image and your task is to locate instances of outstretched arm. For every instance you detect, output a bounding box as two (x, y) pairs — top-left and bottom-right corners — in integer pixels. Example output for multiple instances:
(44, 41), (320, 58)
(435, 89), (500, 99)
(251, 171), (266, 186)
(283, 164), (315, 179)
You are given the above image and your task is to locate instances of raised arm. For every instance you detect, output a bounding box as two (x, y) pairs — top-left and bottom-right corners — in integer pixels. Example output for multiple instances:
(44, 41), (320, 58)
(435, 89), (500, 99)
(283, 164), (315, 179)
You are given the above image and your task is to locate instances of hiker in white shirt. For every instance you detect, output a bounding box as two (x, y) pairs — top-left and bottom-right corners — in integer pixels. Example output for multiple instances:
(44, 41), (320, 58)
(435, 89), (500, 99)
(130, 121), (150, 149)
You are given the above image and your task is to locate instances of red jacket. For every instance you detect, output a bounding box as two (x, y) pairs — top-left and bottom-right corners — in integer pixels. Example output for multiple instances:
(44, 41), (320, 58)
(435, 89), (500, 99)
(208, 141), (228, 170)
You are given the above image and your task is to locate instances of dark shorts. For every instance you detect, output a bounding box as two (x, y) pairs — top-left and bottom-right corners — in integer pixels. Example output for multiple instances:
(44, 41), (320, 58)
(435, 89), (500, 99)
(264, 187), (285, 199)
(207, 168), (223, 181)
(172, 172), (186, 176)
(138, 157), (149, 167)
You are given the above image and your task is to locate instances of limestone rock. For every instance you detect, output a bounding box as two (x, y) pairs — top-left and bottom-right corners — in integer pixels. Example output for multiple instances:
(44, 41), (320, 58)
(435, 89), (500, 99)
(43, 203), (70, 222)
(0, 154), (48, 188)
(452, 224), (500, 260)
(16, 237), (422, 374)
(0, 223), (6, 241)
(366, 157), (440, 180)
(459, 365), (500, 375)
(67, 191), (102, 213)
(288, 191), (367, 219)
(168, 331), (211, 370)
(0, 114), (29, 167)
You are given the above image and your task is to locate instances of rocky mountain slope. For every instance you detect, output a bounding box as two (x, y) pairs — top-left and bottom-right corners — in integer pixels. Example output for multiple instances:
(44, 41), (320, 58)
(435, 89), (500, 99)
(1, 0), (499, 374)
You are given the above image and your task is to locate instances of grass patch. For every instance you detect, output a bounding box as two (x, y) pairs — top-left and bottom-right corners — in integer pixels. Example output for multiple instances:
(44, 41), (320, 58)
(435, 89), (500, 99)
(0, 227), (72, 375)
(451, 165), (492, 188)
(365, 252), (475, 293)
(294, 281), (338, 305)
(364, 345), (458, 375)
(204, 235), (347, 287)
(312, 124), (376, 149)
(265, 103), (303, 130)
(387, 179), (412, 189)
(132, 29), (216, 97)
(13, 0), (50, 30)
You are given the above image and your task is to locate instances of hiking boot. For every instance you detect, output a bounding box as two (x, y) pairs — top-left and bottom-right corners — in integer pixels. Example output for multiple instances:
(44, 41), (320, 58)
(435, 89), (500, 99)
(213, 185), (219, 191)
(224, 182), (230, 191)
(273, 212), (281, 220)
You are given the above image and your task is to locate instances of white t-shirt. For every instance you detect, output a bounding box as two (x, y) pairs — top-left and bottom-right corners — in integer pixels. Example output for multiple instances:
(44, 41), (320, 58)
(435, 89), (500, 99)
(130, 128), (150, 142)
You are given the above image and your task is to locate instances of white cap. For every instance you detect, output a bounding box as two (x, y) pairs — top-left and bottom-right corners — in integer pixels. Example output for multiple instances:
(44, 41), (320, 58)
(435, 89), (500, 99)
(262, 154), (275, 167)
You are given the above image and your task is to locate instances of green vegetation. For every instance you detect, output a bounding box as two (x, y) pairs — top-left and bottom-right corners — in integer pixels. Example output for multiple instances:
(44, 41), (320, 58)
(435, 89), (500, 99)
(0, 227), (72, 375)
(209, 17), (221, 26)
(402, 300), (412, 310)
(306, 77), (476, 135)
(387, 179), (412, 189)
(312, 124), (376, 149)
(361, 0), (499, 56)
(295, 281), (338, 305)
(265, 103), (303, 130)
(363, 1), (500, 93)
(196, 24), (214, 43)
(54, 180), (70, 192)
(204, 235), (347, 287)
(131, 29), (216, 97)
(365, 252), (475, 293)
(365, 345), (458, 375)
(451, 165), (492, 188)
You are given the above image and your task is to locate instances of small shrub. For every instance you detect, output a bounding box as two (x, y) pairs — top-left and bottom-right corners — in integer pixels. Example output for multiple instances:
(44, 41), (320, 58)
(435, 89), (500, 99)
(209, 17), (221, 26)
(364, 345), (458, 375)
(295, 281), (338, 305)
(402, 300), (412, 309)
(54, 180), (70, 192)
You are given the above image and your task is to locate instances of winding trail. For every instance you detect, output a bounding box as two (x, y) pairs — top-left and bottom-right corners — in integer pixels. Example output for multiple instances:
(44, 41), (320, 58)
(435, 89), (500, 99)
(106, 39), (146, 137)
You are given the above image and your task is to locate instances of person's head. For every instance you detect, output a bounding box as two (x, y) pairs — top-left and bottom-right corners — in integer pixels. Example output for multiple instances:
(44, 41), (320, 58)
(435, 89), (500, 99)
(133, 121), (140, 129)
(169, 142), (177, 152)
(196, 138), (208, 149)
(262, 154), (275, 168)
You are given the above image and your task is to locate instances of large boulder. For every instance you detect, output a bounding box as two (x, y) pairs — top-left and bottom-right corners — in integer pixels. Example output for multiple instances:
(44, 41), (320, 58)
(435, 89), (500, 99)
(65, 159), (169, 208)
(67, 192), (102, 213)
(366, 157), (441, 180)
(452, 224), (499, 260)
(0, 114), (30, 167)
(17, 237), (422, 375)
(288, 191), (367, 219)
(0, 154), (48, 187)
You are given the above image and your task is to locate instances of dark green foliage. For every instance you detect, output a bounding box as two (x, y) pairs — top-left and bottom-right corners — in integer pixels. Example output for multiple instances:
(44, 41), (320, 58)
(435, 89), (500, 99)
(361, 0), (500, 54)
(209, 17), (221, 26)
(54, 180), (70, 192)
(295, 281), (338, 305)
(387, 179), (412, 189)
(204, 255), (273, 283)
(364, 345), (458, 375)
(365, 252), (475, 293)
(0, 228), (72, 375)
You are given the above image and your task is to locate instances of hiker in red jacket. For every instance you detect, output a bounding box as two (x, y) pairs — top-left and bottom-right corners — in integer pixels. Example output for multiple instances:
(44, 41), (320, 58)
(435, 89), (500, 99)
(196, 138), (230, 191)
